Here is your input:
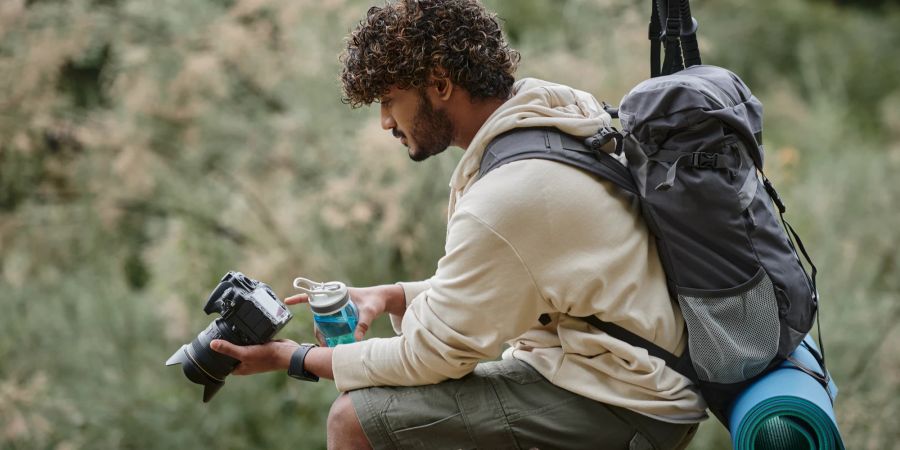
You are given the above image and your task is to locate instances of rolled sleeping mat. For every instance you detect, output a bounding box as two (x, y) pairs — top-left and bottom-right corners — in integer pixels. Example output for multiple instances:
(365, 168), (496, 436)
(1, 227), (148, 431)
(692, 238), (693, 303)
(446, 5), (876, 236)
(728, 336), (845, 450)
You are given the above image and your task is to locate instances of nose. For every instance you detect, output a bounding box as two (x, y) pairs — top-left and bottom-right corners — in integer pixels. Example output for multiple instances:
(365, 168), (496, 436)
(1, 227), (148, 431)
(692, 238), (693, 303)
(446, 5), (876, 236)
(380, 103), (396, 130)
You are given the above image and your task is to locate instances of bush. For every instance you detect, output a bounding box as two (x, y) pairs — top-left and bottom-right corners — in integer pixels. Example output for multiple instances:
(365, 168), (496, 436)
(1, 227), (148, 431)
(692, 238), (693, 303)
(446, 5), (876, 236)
(1, 0), (897, 448)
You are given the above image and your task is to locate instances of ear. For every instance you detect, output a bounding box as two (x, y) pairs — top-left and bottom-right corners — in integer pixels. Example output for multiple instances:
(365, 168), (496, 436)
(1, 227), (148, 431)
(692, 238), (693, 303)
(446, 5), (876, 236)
(429, 69), (453, 101)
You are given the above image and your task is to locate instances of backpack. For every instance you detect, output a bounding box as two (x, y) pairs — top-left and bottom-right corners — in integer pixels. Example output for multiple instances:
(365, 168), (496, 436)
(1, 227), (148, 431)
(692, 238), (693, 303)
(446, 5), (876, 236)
(478, 0), (821, 421)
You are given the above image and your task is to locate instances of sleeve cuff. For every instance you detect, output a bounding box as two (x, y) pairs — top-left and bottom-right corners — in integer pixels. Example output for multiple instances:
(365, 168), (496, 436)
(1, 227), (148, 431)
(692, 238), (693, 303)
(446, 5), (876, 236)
(331, 340), (370, 392)
(390, 280), (432, 334)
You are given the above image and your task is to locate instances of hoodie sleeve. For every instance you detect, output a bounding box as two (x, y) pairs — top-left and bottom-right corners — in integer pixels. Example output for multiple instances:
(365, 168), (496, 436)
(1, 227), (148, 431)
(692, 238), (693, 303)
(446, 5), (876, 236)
(388, 280), (432, 334)
(331, 209), (550, 391)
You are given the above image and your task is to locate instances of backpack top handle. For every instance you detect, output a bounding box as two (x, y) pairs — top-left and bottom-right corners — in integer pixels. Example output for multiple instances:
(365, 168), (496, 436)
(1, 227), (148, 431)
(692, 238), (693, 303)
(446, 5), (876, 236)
(650, 0), (702, 78)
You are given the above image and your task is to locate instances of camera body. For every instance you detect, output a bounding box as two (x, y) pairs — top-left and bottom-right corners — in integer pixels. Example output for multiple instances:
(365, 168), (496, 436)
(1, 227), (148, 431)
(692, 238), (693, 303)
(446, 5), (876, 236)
(166, 271), (293, 402)
(204, 271), (292, 344)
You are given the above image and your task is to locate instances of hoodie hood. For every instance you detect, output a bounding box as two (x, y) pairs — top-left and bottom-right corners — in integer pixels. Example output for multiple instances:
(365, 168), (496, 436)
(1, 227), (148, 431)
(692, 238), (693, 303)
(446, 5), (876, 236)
(447, 78), (611, 216)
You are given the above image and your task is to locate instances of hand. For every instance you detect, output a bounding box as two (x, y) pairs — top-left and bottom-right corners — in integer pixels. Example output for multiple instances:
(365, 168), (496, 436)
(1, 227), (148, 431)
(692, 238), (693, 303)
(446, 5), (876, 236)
(285, 284), (405, 342)
(210, 339), (299, 376)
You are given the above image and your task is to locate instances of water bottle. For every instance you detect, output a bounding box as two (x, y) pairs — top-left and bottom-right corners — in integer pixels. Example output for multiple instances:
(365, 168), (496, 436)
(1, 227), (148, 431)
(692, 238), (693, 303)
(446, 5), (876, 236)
(293, 277), (359, 347)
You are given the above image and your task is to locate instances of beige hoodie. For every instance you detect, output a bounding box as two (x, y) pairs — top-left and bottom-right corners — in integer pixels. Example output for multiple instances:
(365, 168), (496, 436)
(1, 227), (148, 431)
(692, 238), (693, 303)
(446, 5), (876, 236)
(331, 78), (707, 423)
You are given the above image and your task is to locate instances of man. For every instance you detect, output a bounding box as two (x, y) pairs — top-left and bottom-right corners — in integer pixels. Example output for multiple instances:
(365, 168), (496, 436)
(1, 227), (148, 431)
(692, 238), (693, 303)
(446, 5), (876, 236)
(212, 1), (706, 448)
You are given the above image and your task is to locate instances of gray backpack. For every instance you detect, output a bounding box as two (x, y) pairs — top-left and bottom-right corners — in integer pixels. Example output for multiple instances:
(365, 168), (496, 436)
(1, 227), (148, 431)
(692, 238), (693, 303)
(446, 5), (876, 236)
(478, 64), (820, 419)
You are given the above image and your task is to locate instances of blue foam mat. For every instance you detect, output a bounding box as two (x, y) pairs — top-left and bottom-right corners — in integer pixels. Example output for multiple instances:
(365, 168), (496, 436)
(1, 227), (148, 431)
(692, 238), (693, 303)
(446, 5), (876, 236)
(728, 336), (845, 449)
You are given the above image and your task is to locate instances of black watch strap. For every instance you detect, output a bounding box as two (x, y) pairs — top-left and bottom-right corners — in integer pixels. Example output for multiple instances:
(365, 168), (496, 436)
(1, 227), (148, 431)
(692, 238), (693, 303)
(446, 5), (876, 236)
(287, 344), (319, 382)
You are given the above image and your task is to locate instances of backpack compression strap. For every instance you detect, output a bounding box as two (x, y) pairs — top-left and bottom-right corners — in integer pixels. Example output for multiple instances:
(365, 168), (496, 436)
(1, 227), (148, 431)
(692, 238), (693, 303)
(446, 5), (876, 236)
(478, 127), (699, 383)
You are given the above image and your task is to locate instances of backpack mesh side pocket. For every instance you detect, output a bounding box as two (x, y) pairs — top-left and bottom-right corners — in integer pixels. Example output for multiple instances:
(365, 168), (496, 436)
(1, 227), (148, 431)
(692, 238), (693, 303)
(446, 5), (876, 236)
(677, 268), (780, 384)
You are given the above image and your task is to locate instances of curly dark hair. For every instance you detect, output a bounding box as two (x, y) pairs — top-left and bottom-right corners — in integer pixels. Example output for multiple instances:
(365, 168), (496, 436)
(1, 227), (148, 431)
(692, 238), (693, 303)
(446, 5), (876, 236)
(340, 0), (520, 108)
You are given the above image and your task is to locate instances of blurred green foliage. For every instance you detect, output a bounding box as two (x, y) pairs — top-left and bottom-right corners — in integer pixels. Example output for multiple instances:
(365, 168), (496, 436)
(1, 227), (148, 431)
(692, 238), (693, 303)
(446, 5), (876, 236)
(1, 0), (898, 449)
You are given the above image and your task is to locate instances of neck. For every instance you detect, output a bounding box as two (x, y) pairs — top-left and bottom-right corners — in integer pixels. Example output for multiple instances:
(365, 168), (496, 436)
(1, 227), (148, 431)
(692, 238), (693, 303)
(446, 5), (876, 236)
(451, 96), (508, 150)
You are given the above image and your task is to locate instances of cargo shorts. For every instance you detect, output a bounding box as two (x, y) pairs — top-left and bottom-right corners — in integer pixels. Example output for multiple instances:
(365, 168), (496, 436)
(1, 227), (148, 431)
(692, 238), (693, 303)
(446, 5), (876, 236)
(348, 357), (698, 450)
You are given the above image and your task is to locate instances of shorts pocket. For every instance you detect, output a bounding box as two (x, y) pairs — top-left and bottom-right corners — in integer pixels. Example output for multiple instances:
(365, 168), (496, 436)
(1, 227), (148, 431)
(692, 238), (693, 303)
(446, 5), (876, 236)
(384, 392), (474, 450)
(489, 358), (544, 385)
(392, 412), (469, 448)
(677, 267), (780, 383)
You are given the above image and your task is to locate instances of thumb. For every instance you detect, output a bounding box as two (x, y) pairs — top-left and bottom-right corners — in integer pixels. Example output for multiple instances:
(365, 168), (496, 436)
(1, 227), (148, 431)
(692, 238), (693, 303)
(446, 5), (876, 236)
(210, 339), (243, 359)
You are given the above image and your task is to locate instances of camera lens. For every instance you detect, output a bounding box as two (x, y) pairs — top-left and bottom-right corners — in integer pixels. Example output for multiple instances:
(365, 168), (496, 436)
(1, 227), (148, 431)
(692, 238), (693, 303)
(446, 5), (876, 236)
(167, 271), (293, 403)
(166, 319), (241, 403)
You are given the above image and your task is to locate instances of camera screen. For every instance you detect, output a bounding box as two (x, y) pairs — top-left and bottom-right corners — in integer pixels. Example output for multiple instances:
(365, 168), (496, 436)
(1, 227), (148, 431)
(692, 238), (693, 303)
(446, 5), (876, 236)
(252, 289), (289, 322)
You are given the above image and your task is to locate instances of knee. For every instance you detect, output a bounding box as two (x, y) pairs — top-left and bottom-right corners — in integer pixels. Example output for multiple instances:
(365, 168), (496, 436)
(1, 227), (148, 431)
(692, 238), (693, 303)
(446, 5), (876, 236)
(328, 393), (357, 431)
(327, 393), (368, 448)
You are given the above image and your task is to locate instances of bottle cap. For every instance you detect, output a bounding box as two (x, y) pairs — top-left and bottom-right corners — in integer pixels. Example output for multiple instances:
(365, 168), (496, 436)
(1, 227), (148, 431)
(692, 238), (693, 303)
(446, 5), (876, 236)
(293, 278), (350, 315)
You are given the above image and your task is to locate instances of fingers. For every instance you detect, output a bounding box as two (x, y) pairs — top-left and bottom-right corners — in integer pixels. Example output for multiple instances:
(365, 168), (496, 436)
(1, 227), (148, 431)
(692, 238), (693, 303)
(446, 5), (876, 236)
(354, 305), (376, 341)
(284, 293), (309, 305)
(354, 321), (370, 342)
(314, 327), (326, 347)
(210, 339), (244, 359)
(210, 340), (297, 375)
(232, 363), (252, 376)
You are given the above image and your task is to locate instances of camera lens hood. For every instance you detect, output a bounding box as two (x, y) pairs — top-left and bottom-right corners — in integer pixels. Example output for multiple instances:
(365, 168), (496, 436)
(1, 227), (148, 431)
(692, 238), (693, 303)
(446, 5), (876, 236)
(166, 345), (225, 402)
(165, 319), (239, 403)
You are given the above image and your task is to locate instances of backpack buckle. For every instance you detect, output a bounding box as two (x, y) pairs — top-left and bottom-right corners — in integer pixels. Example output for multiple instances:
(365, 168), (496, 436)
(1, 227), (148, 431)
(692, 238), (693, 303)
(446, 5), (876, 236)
(584, 127), (623, 154)
(691, 152), (719, 169)
(601, 101), (619, 119)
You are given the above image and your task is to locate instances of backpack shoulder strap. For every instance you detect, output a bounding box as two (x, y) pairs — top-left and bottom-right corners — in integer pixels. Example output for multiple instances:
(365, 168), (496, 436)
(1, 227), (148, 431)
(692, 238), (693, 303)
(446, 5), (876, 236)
(580, 315), (698, 382)
(478, 127), (639, 197)
(478, 127), (697, 382)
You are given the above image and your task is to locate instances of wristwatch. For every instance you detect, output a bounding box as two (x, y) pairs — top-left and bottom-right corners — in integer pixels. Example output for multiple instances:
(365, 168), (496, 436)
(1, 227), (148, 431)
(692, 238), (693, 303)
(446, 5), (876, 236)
(287, 343), (319, 382)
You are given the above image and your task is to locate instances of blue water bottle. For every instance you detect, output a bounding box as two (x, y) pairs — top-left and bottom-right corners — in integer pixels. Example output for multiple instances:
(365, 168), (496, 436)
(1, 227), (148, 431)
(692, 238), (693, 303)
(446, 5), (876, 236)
(293, 277), (359, 347)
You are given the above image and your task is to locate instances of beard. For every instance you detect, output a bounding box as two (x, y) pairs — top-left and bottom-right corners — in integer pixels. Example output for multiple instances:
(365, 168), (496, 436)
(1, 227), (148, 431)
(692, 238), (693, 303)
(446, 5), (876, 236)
(405, 93), (454, 162)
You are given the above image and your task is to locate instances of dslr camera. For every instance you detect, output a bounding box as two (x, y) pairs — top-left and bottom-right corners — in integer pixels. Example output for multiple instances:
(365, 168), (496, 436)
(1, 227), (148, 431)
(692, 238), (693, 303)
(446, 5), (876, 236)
(166, 271), (293, 402)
